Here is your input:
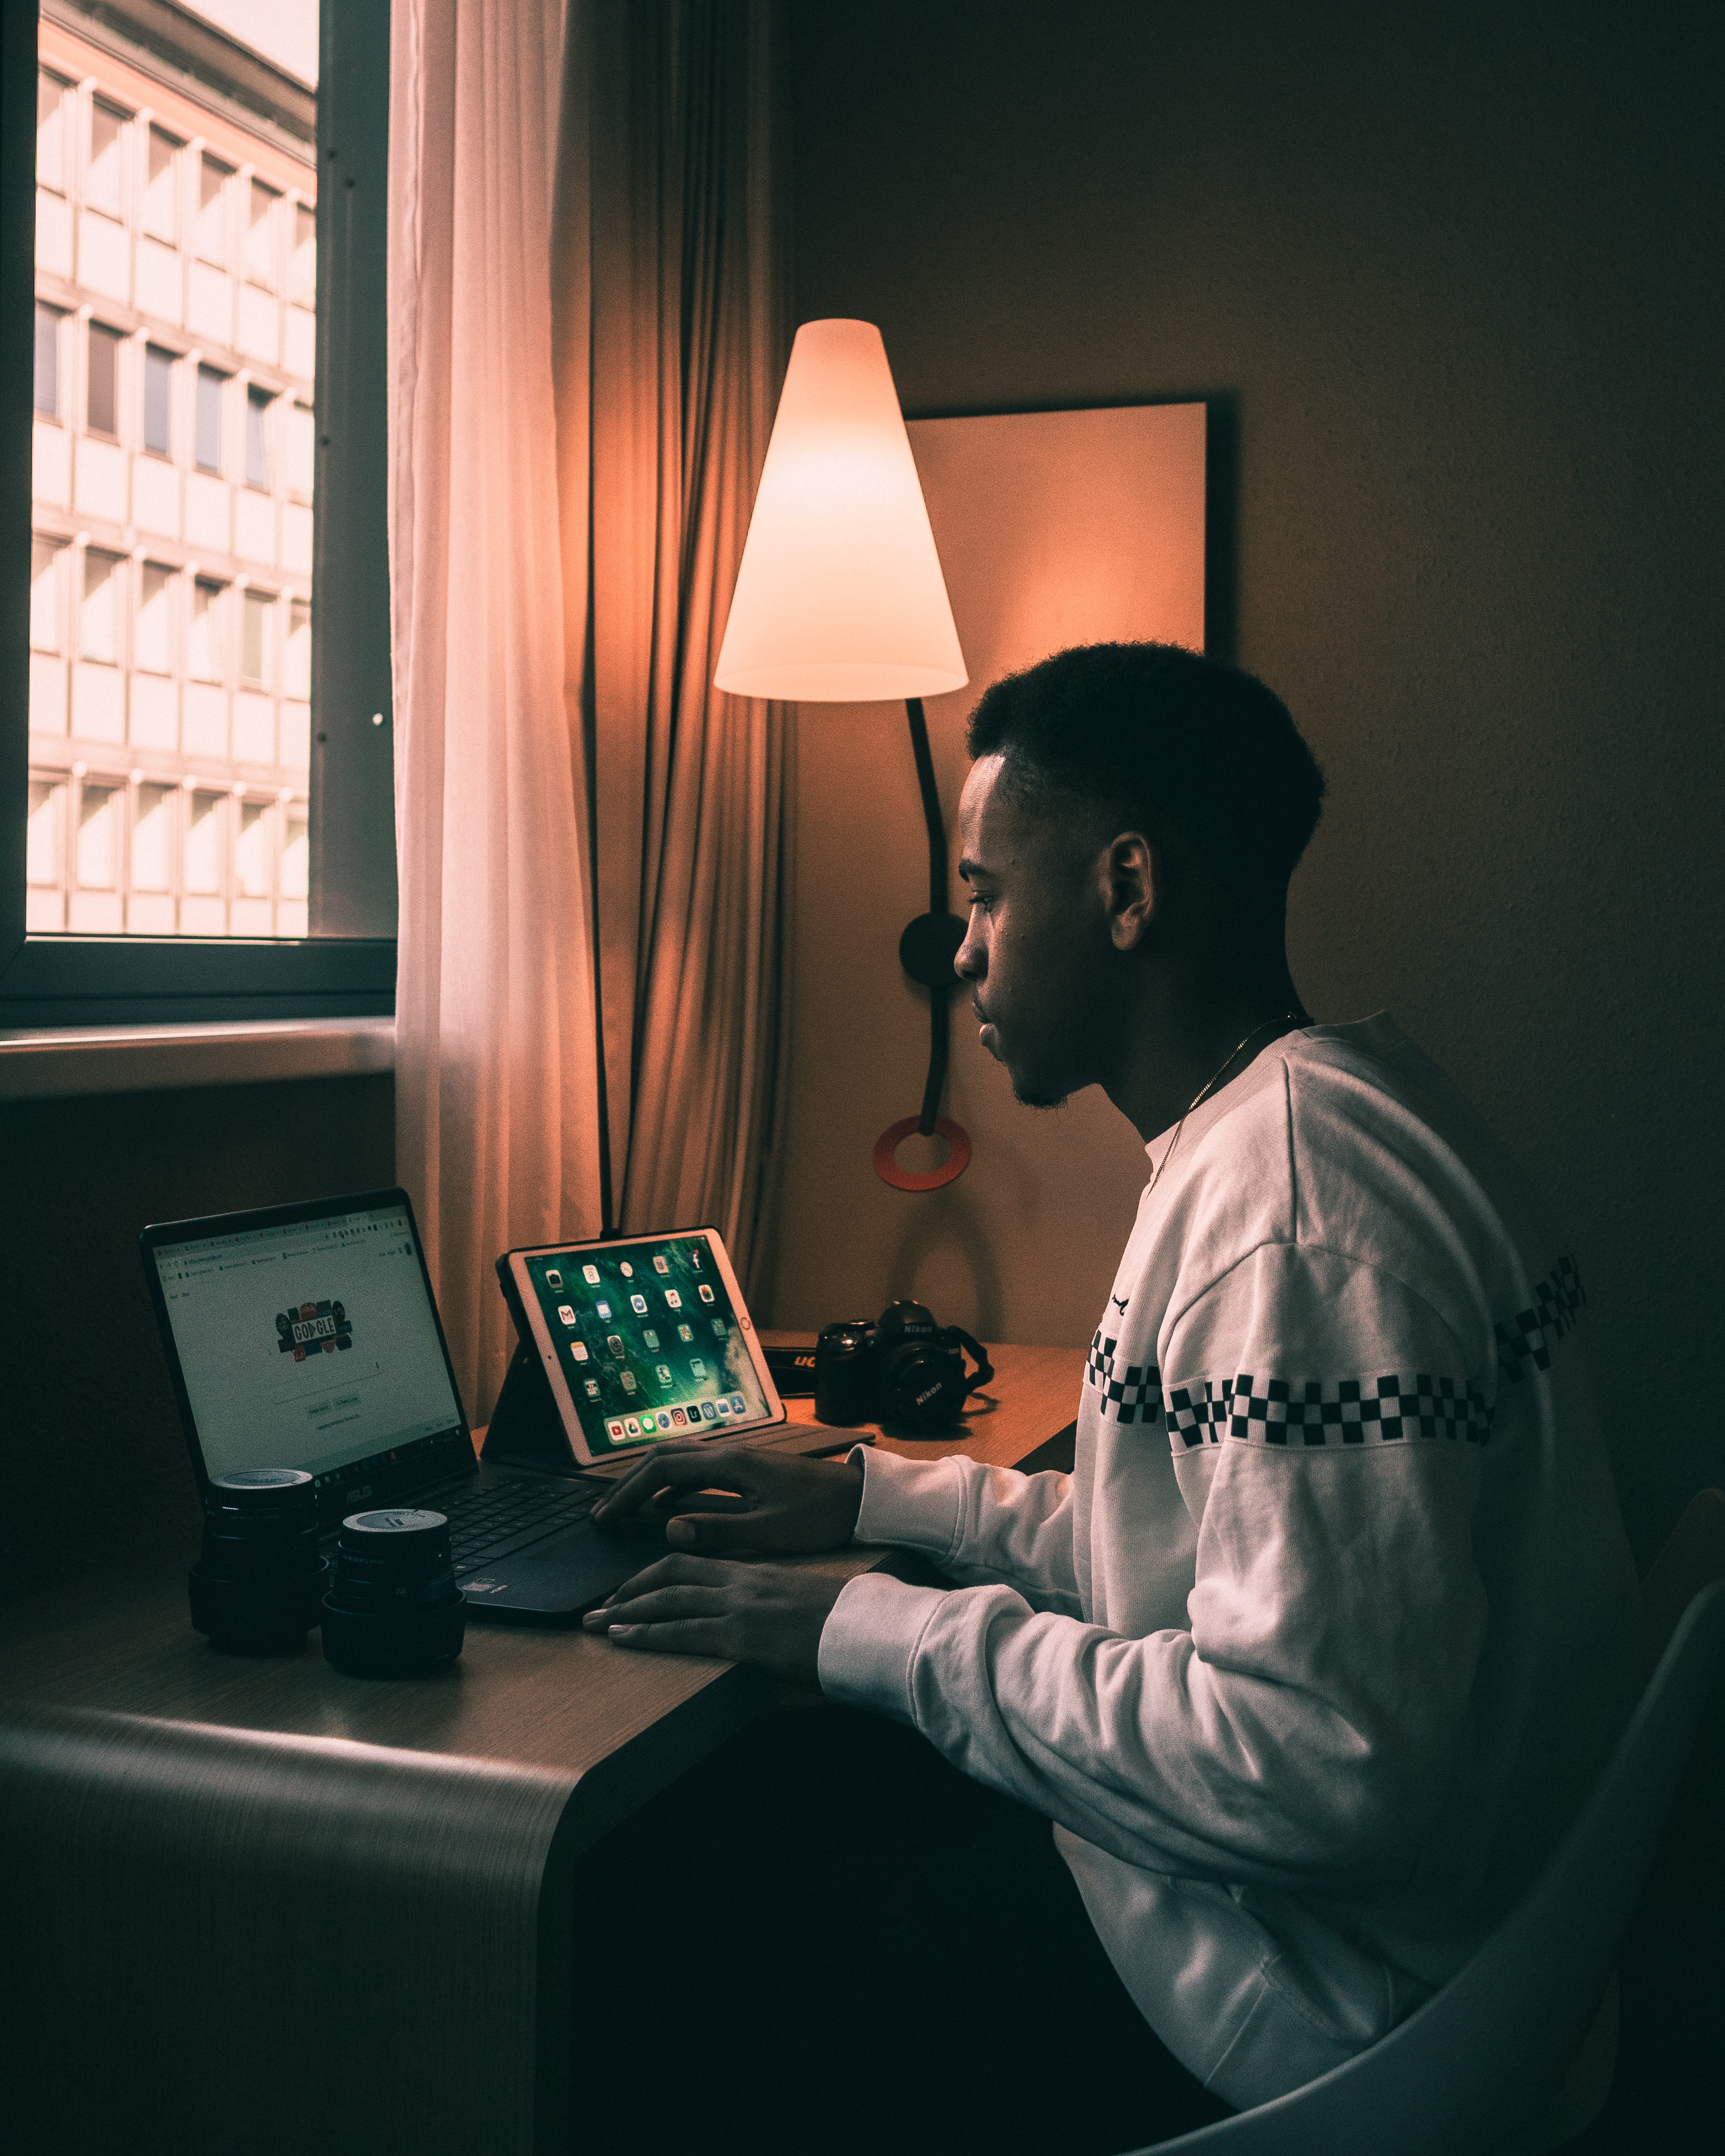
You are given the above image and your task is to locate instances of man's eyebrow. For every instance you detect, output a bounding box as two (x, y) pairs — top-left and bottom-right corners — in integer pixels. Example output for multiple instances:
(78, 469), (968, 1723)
(957, 857), (994, 883)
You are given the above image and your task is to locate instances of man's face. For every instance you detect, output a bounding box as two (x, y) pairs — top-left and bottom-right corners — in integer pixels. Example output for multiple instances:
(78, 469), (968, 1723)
(954, 755), (1117, 1108)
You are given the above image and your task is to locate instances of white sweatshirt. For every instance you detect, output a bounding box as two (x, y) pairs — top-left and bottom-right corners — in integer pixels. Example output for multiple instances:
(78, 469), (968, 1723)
(817, 1016), (1644, 2109)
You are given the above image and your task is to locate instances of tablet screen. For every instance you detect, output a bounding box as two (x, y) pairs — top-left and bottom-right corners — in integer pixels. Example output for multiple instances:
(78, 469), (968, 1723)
(517, 1232), (773, 1456)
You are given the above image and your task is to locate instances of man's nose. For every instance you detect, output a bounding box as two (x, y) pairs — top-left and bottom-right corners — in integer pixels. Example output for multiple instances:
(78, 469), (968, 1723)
(954, 926), (984, 980)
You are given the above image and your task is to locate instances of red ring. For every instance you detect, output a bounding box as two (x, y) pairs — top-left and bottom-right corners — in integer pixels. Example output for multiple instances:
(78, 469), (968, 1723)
(872, 1115), (972, 1191)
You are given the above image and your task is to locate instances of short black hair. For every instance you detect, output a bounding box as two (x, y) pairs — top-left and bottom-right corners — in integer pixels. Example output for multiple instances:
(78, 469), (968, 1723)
(965, 642), (1326, 909)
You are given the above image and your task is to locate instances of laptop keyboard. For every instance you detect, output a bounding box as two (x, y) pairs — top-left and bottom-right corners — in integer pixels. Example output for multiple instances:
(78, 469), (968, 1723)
(427, 1477), (608, 1573)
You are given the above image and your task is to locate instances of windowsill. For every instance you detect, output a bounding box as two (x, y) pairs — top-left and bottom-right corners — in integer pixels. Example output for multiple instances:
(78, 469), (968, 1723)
(0, 1016), (395, 1101)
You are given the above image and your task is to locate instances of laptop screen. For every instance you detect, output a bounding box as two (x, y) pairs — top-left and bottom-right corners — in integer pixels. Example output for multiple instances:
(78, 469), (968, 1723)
(150, 1198), (466, 1497)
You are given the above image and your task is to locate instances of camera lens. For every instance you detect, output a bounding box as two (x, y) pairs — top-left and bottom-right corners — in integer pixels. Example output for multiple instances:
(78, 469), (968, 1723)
(188, 1467), (327, 1656)
(879, 1341), (970, 1432)
(321, 1509), (466, 1678)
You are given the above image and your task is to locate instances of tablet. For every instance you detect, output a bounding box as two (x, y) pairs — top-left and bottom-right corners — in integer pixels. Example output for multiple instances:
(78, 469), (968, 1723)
(496, 1226), (786, 1467)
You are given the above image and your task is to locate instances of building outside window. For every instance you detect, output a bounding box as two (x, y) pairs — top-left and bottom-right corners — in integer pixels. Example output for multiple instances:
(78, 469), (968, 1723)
(25, 2), (319, 942)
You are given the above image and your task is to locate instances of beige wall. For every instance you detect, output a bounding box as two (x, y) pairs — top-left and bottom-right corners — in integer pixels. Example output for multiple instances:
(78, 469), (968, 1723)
(771, 0), (1724, 1566)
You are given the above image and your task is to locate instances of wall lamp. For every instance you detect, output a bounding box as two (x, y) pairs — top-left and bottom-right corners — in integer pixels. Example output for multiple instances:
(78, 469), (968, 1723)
(715, 319), (973, 1190)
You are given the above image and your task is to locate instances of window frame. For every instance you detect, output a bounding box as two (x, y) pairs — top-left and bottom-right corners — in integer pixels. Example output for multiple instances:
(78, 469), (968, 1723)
(1, 1), (395, 1026)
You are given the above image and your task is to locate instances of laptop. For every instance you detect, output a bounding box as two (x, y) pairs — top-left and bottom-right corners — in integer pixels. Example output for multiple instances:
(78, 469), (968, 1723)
(140, 1188), (845, 1624)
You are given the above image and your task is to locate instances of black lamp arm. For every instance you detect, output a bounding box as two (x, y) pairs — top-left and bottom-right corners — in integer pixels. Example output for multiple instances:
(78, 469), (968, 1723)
(898, 698), (969, 1138)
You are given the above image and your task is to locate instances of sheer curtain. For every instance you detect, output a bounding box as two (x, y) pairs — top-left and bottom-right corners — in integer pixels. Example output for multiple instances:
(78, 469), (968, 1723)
(389, 1), (790, 1420)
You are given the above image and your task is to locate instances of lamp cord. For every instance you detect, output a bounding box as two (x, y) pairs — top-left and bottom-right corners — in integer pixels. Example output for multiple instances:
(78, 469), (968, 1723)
(905, 697), (952, 1136)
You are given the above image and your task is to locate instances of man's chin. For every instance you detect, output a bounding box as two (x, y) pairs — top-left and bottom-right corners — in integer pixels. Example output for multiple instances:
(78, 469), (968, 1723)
(1010, 1081), (1070, 1111)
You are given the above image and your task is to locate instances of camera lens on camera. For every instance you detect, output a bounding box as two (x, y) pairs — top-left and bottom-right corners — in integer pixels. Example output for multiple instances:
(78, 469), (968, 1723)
(187, 1467), (327, 1656)
(321, 1509), (466, 1678)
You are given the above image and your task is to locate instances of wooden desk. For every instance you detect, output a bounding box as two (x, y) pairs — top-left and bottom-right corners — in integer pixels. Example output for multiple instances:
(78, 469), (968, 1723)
(0, 1339), (1083, 2156)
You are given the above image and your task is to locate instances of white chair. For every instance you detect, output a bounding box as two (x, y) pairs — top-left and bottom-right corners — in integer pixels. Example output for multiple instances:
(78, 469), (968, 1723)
(1130, 1491), (1725, 2156)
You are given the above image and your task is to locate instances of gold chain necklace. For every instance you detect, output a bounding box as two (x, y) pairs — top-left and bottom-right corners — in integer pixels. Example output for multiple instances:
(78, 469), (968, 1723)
(1144, 1013), (1303, 1202)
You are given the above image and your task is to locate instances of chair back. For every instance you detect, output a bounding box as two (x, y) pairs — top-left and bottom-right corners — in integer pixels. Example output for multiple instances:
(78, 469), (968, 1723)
(1131, 1575), (1725, 2154)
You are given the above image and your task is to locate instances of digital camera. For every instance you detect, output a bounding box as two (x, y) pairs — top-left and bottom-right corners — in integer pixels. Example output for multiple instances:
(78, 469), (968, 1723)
(814, 1301), (994, 1435)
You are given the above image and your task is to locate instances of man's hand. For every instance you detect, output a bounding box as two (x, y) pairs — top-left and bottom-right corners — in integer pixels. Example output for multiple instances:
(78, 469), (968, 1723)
(591, 1441), (864, 1554)
(580, 1555), (848, 1683)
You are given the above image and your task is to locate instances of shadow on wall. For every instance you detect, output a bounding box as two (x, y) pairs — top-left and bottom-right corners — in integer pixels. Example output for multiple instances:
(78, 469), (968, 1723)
(0, 1074), (395, 1602)
(882, 1177), (1007, 1340)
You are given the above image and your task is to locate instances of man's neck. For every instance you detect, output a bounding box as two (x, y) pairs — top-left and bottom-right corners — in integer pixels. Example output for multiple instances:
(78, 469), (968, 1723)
(1103, 963), (1309, 1145)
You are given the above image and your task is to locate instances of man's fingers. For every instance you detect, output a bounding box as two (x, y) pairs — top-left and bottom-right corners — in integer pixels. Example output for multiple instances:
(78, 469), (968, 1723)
(588, 1584), (735, 1628)
(593, 1444), (760, 1521)
(663, 1510), (768, 1550)
(603, 1617), (737, 1658)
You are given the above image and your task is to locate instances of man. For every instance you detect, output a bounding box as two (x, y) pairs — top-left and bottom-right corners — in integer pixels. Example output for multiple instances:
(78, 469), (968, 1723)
(579, 643), (1643, 2152)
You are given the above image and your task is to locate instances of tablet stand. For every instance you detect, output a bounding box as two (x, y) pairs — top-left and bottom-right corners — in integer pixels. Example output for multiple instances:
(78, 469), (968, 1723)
(479, 1341), (583, 1472)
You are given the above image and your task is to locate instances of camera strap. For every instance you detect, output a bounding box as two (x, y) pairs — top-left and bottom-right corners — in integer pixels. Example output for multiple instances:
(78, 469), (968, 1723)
(950, 1328), (995, 1398)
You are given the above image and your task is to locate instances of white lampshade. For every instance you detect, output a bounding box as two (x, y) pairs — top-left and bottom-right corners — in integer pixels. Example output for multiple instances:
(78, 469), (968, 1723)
(714, 319), (967, 703)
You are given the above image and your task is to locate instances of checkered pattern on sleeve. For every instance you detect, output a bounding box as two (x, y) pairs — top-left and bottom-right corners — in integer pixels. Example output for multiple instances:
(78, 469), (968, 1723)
(1085, 1332), (1164, 1426)
(1166, 1371), (1492, 1448)
(1495, 1258), (1586, 1380)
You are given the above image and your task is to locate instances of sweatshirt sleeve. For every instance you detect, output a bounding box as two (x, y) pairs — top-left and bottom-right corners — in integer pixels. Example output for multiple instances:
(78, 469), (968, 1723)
(821, 1247), (1490, 1893)
(851, 1444), (1081, 1615)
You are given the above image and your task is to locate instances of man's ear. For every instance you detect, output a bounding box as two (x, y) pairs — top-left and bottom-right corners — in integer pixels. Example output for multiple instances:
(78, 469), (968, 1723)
(1102, 831), (1160, 951)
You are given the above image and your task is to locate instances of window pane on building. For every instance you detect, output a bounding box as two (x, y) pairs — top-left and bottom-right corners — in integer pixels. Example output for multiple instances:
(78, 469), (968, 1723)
(28, 780), (64, 885)
(88, 102), (127, 219)
(143, 344), (173, 454)
(190, 578), (224, 679)
(245, 180), (279, 285)
(237, 801), (272, 895)
(132, 785), (173, 891)
(197, 156), (230, 264)
(137, 563), (173, 674)
(246, 386), (271, 487)
(185, 791), (223, 892)
(30, 539), (62, 652)
(87, 321), (121, 436)
(33, 305), (59, 416)
(144, 127), (179, 240)
(37, 72), (68, 191)
(281, 811), (308, 899)
(284, 599), (311, 698)
(81, 550), (121, 662)
(286, 402), (314, 497)
(290, 201), (315, 303)
(242, 588), (272, 685)
(196, 365), (223, 471)
(77, 784), (119, 887)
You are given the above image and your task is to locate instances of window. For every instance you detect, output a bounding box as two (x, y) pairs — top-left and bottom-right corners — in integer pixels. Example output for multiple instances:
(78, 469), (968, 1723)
(143, 345), (173, 455)
(184, 791), (223, 893)
(28, 780), (64, 887)
(77, 784), (120, 889)
(189, 578), (225, 680)
(81, 551), (122, 663)
(241, 589), (273, 686)
(196, 156), (229, 264)
(87, 103), (127, 219)
(245, 386), (271, 488)
(136, 564), (174, 675)
(284, 600), (311, 698)
(6, 2), (395, 1019)
(33, 305), (59, 417)
(36, 72), (68, 192)
(286, 401), (314, 497)
(30, 540), (62, 652)
(143, 128), (179, 240)
(289, 202), (316, 304)
(196, 365), (224, 472)
(132, 785), (174, 892)
(245, 180), (279, 285)
(86, 322), (121, 437)
(237, 800), (272, 896)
